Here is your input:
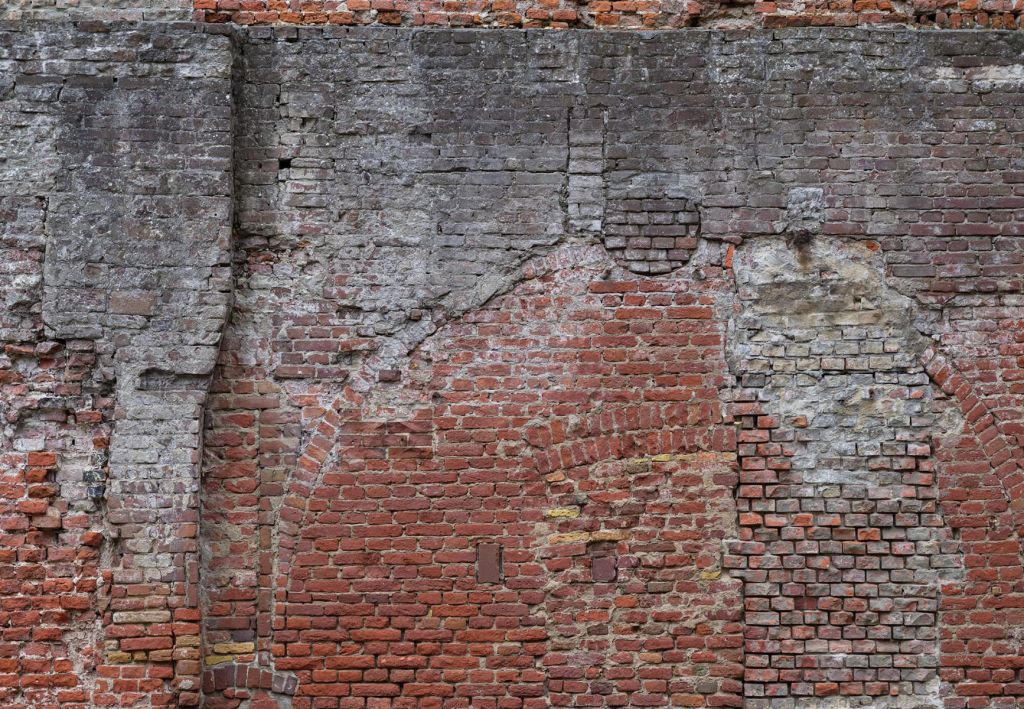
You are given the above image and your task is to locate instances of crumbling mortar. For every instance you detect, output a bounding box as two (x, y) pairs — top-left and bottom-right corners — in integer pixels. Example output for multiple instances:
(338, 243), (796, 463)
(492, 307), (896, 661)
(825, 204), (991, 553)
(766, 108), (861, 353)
(724, 233), (959, 704)
(560, 103), (573, 240)
(10, 22), (1024, 708)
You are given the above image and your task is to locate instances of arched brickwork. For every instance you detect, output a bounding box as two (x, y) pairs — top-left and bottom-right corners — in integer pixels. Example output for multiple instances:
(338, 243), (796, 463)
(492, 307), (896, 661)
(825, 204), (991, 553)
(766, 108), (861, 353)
(246, 247), (743, 706)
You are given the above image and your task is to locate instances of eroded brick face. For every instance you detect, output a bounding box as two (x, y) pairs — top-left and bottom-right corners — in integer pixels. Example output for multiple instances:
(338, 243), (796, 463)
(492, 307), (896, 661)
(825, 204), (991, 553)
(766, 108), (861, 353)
(0, 23), (233, 709)
(268, 258), (743, 707)
(191, 0), (1024, 28)
(3, 20), (1024, 709)
(203, 246), (744, 707)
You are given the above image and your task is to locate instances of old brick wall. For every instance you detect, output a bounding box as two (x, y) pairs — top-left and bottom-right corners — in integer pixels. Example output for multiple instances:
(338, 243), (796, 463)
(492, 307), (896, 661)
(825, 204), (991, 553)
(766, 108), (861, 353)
(1, 2), (192, 21)
(2, 19), (1024, 709)
(193, 0), (1024, 30)
(0, 21), (233, 708)
(202, 27), (1024, 709)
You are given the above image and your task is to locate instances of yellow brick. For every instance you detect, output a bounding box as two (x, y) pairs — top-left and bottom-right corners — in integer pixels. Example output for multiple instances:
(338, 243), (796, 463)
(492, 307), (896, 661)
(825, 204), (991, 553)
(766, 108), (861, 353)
(544, 507), (580, 519)
(105, 652), (133, 664)
(212, 642), (255, 655)
(204, 655), (236, 667)
(112, 610), (171, 624)
(625, 460), (650, 474)
(547, 531), (590, 544)
(699, 570), (722, 580)
(176, 635), (202, 648)
(629, 451), (736, 465)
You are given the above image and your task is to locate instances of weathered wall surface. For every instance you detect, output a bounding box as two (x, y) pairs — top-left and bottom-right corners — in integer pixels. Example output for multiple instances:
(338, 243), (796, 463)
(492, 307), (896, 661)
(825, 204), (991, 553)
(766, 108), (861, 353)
(193, 0), (1024, 30)
(2, 20), (1024, 709)
(0, 21), (234, 708)
(2, 2), (191, 21)
(205, 26), (1024, 709)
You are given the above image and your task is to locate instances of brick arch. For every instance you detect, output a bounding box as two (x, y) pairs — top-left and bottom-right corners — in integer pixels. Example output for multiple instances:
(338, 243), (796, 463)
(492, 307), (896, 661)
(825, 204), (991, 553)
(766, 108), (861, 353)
(516, 405), (744, 708)
(923, 349), (1024, 507)
(921, 348), (1024, 702)
(262, 248), (743, 706)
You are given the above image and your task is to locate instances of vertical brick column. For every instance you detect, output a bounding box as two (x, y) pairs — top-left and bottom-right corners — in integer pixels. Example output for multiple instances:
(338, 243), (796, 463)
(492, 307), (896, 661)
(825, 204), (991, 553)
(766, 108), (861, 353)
(37, 23), (235, 707)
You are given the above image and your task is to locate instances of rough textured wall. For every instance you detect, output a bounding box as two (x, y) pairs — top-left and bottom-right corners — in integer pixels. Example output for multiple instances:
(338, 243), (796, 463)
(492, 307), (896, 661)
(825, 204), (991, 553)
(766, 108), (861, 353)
(1, 2), (191, 21)
(203, 26), (1024, 709)
(0, 22), (233, 708)
(2, 20), (1024, 709)
(194, 0), (1024, 30)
